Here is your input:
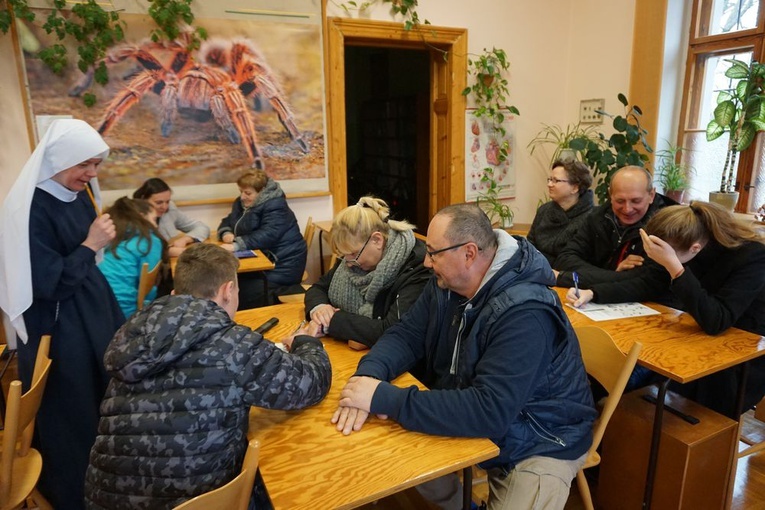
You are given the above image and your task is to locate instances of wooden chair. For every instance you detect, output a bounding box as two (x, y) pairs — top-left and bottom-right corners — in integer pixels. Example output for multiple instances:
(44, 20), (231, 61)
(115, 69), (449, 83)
(279, 217), (316, 304)
(0, 335), (53, 510)
(173, 439), (260, 510)
(573, 326), (642, 510)
(137, 261), (162, 311)
(738, 395), (765, 458)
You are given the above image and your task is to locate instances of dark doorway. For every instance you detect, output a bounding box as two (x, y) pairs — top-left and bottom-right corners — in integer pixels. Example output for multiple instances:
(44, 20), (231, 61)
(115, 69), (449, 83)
(344, 46), (431, 230)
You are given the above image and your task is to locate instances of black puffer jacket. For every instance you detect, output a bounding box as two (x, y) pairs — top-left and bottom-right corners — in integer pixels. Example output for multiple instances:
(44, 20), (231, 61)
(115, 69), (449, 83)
(527, 190), (594, 265)
(304, 240), (431, 347)
(217, 178), (306, 285)
(85, 295), (331, 510)
(554, 193), (676, 288)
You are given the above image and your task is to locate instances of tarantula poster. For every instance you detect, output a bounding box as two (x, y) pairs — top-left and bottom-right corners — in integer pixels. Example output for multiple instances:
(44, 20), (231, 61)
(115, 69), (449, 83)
(17, 11), (325, 195)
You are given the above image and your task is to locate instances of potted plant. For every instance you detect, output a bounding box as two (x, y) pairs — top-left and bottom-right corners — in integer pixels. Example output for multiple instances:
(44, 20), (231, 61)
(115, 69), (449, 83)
(527, 122), (603, 167)
(462, 47), (519, 228)
(570, 93), (652, 203)
(655, 142), (693, 204)
(706, 58), (765, 211)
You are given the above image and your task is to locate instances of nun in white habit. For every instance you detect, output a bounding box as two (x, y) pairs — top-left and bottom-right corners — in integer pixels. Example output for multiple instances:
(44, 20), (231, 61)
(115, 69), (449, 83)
(0, 119), (124, 510)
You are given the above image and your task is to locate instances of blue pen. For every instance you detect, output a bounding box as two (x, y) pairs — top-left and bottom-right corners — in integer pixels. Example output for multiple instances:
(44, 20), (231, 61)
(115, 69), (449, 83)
(573, 272), (580, 298)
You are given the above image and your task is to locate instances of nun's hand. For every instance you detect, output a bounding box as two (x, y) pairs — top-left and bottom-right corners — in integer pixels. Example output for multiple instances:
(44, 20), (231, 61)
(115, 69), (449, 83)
(82, 213), (115, 252)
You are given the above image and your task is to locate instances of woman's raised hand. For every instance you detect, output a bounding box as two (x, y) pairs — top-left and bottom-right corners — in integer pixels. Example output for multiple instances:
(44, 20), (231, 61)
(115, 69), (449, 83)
(82, 213), (116, 252)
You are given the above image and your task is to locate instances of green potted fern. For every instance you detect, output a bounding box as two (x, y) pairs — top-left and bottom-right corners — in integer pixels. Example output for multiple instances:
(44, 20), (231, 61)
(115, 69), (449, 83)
(655, 143), (693, 204)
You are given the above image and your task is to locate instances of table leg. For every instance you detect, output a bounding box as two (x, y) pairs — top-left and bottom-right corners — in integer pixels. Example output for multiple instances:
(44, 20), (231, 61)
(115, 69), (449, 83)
(463, 466), (472, 510)
(643, 378), (670, 510)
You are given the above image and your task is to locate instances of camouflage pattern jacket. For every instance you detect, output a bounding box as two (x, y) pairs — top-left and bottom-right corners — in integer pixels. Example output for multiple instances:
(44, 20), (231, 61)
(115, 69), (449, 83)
(84, 295), (331, 509)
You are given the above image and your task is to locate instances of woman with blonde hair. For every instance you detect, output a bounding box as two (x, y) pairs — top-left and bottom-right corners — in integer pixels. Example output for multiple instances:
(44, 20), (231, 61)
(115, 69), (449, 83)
(304, 196), (431, 348)
(569, 200), (765, 417)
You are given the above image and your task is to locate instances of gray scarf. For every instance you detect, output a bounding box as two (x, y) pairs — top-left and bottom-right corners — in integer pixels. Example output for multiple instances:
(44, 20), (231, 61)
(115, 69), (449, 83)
(328, 229), (415, 318)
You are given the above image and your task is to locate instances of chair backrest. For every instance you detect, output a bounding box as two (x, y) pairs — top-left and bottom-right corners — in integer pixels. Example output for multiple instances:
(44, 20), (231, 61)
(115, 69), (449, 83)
(0, 335), (52, 505)
(173, 439), (261, 510)
(304, 217), (315, 251)
(414, 231), (427, 242)
(137, 262), (162, 311)
(575, 326), (642, 452)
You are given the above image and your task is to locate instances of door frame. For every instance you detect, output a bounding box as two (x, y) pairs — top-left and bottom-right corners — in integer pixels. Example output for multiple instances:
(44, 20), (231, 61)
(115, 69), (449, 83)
(325, 17), (467, 217)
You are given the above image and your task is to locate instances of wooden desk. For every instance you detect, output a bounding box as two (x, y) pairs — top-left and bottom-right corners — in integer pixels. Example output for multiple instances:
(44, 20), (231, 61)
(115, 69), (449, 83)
(235, 304), (499, 510)
(170, 248), (274, 275)
(555, 287), (765, 508)
(555, 288), (765, 383)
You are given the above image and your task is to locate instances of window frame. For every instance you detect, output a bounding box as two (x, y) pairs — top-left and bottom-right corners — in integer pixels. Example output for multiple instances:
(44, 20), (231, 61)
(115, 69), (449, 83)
(678, 0), (765, 212)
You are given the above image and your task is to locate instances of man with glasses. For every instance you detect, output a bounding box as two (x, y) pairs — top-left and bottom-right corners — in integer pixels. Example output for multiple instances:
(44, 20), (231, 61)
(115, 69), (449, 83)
(332, 203), (596, 510)
(554, 165), (677, 289)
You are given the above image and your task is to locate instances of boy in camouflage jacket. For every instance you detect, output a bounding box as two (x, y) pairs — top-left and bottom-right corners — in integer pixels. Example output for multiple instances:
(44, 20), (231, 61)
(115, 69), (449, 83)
(85, 243), (331, 509)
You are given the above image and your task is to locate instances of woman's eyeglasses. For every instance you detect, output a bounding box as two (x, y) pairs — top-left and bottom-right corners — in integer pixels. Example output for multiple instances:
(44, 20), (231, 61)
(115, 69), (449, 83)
(547, 177), (571, 184)
(346, 233), (374, 267)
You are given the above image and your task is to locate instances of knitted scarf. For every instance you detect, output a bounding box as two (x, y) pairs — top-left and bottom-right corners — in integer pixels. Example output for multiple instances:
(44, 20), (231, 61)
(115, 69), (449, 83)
(328, 229), (415, 318)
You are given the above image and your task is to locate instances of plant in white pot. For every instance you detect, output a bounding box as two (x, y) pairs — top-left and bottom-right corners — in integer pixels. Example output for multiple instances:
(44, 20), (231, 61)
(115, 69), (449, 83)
(706, 58), (765, 211)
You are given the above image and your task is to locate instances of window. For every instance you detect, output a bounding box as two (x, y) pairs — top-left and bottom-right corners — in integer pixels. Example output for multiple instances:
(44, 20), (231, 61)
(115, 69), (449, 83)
(679, 0), (765, 212)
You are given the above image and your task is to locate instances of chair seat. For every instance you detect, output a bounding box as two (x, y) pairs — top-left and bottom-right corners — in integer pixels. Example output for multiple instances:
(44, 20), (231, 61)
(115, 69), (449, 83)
(1, 448), (42, 510)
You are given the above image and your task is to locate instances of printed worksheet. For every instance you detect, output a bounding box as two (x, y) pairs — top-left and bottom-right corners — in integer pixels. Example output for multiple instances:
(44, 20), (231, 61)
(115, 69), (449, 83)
(566, 302), (660, 322)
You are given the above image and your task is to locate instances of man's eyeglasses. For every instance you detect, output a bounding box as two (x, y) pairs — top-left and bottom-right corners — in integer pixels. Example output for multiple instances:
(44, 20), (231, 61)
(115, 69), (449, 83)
(425, 242), (469, 260)
(547, 177), (571, 184)
(346, 233), (374, 267)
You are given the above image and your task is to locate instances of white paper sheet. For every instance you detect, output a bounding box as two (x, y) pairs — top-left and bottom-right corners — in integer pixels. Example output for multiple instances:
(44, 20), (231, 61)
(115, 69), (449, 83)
(566, 302), (660, 322)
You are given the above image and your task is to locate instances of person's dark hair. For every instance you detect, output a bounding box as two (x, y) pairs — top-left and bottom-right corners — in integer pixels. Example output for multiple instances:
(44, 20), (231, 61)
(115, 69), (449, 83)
(646, 200), (764, 251)
(133, 178), (171, 200)
(104, 197), (167, 261)
(237, 170), (269, 192)
(174, 243), (239, 299)
(551, 159), (593, 196)
(435, 203), (498, 252)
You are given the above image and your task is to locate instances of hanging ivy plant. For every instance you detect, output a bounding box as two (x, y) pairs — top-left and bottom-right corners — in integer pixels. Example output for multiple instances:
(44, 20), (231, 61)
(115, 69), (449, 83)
(336, 0), (427, 31)
(147, 0), (206, 49)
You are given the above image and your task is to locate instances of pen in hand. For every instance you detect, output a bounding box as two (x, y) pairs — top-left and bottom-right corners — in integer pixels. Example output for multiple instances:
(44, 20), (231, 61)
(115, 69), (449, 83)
(291, 320), (307, 335)
(573, 271), (580, 298)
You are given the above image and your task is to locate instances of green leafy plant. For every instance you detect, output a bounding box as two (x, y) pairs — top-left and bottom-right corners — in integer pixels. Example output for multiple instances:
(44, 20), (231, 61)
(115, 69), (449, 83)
(527, 122), (603, 167)
(570, 93), (652, 203)
(655, 142), (693, 193)
(706, 58), (765, 194)
(147, 0), (206, 49)
(462, 48), (519, 227)
(477, 165), (514, 227)
(335, 0), (427, 31)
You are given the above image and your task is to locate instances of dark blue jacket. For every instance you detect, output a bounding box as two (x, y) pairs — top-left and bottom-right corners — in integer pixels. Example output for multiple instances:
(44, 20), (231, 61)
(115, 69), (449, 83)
(356, 234), (596, 470)
(217, 181), (306, 286)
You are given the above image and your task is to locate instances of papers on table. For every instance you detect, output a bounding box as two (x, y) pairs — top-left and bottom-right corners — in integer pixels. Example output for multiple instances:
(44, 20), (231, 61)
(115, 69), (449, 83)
(566, 302), (660, 322)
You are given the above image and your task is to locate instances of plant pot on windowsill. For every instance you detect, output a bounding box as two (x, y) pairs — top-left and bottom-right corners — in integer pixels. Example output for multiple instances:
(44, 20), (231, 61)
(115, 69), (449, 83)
(665, 189), (687, 204)
(709, 191), (739, 212)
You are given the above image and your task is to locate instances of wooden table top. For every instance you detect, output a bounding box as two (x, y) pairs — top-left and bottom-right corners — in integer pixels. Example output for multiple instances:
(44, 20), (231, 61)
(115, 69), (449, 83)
(235, 304), (499, 510)
(170, 247), (275, 274)
(555, 287), (765, 384)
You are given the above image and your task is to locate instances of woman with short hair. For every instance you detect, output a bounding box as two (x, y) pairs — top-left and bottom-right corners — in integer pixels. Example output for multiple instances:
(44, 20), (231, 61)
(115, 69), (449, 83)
(527, 159), (594, 265)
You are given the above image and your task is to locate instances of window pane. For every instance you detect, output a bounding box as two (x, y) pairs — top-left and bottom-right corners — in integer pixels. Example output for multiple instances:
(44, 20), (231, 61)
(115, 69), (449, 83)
(693, 51), (752, 130)
(683, 131), (729, 200)
(699, 0), (759, 37)
(750, 136), (765, 211)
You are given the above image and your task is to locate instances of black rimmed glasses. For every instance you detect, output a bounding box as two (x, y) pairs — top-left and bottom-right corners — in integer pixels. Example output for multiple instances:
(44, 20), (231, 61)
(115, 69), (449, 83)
(425, 242), (469, 261)
(346, 233), (374, 267)
(547, 177), (571, 184)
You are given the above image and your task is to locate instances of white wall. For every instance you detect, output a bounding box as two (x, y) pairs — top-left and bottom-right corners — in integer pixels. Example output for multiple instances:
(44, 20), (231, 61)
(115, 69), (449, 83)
(0, 1), (637, 250)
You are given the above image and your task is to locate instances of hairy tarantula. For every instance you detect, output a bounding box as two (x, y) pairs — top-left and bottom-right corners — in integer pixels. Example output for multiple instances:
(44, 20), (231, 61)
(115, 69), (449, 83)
(70, 33), (309, 169)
